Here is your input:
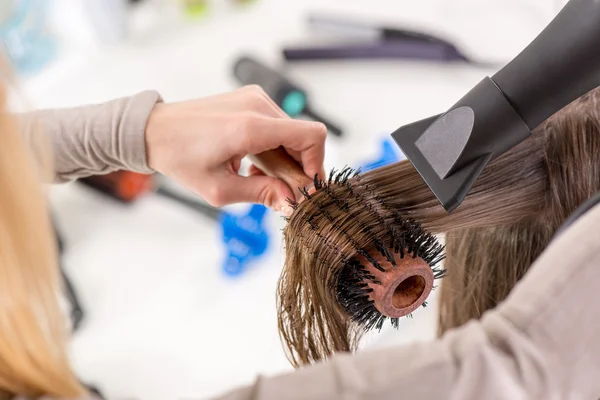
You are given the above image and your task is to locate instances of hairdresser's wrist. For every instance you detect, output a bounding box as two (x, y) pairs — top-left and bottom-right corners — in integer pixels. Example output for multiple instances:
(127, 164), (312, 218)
(145, 101), (170, 174)
(121, 90), (163, 174)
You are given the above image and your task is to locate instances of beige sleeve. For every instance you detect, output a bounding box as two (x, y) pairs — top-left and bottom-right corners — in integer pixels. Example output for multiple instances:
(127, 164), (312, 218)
(214, 203), (600, 400)
(17, 91), (162, 182)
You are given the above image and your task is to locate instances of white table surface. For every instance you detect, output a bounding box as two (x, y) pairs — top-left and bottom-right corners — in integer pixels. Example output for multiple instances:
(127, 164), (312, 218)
(17, 0), (560, 398)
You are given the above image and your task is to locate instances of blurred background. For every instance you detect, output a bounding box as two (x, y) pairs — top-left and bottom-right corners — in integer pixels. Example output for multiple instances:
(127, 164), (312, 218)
(2, 0), (568, 398)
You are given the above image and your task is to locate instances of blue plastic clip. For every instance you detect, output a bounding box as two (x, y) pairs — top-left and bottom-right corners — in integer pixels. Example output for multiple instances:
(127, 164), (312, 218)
(221, 204), (270, 276)
(360, 137), (405, 172)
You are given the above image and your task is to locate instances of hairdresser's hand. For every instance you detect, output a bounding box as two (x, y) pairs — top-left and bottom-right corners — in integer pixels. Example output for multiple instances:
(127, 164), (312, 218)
(145, 85), (327, 210)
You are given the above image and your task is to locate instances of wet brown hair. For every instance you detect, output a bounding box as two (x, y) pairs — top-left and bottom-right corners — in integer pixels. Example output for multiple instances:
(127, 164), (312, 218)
(278, 86), (600, 368)
(439, 87), (600, 334)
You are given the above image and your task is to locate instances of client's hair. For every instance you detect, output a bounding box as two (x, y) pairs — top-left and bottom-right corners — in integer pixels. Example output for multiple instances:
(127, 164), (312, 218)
(0, 80), (84, 397)
(279, 86), (600, 368)
(439, 88), (600, 334)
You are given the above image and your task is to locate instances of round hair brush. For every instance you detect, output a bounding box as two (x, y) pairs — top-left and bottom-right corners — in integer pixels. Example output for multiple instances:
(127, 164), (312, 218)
(250, 148), (445, 331)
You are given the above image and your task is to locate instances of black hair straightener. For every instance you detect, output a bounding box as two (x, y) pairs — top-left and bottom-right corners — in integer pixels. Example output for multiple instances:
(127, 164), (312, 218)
(282, 14), (497, 66)
(53, 220), (85, 332)
(391, 0), (600, 213)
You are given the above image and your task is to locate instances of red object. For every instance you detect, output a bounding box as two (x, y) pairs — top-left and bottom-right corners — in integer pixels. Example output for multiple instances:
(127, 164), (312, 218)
(79, 171), (154, 202)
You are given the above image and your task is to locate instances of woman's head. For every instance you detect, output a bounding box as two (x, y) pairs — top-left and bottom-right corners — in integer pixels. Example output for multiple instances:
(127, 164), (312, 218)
(279, 86), (600, 368)
(0, 79), (83, 397)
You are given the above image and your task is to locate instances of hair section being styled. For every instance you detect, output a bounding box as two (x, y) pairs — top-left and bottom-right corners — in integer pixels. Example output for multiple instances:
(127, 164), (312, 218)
(439, 87), (600, 334)
(278, 86), (600, 368)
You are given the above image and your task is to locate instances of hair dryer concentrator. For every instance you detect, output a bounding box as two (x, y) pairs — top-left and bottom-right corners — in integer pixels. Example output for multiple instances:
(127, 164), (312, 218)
(391, 0), (600, 212)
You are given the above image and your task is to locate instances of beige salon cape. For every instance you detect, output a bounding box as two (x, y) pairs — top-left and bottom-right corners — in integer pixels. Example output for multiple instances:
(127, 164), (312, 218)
(19, 92), (600, 400)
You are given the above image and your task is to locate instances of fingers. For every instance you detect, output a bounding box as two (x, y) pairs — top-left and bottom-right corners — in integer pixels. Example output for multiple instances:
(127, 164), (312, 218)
(241, 116), (327, 179)
(170, 85), (326, 210)
(317, 165), (327, 184)
(203, 173), (295, 211)
(248, 164), (265, 176)
(229, 86), (327, 181)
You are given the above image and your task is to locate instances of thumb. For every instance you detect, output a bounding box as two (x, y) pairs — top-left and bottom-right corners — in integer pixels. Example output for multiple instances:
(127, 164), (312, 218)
(209, 174), (295, 211)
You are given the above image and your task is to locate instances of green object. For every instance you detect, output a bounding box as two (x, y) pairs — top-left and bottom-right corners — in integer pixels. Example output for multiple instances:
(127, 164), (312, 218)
(183, 0), (209, 17)
(281, 90), (306, 117)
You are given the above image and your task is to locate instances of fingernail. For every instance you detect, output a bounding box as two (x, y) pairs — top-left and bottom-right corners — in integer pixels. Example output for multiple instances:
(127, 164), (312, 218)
(315, 121), (327, 133)
(280, 205), (293, 217)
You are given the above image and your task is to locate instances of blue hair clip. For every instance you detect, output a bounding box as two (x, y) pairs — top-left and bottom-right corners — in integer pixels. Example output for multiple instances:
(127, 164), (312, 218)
(221, 205), (269, 276)
(153, 186), (271, 277)
(360, 137), (405, 172)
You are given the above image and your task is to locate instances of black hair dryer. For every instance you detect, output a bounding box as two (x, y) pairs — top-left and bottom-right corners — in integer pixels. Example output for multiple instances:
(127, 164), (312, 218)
(391, 0), (600, 212)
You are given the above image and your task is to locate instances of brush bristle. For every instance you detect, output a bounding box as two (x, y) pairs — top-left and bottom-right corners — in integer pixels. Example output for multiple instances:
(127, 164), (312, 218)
(286, 167), (446, 332)
(336, 223), (445, 332)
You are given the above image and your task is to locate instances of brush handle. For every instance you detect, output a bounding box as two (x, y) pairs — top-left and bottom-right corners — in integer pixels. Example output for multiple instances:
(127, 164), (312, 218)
(248, 147), (313, 198)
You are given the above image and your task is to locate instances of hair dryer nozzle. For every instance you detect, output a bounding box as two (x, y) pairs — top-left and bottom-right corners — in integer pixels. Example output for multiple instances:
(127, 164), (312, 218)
(391, 77), (531, 212)
(390, 0), (600, 212)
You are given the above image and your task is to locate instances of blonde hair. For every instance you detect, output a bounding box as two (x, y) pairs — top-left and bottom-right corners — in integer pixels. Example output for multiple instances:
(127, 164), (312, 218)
(0, 79), (84, 397)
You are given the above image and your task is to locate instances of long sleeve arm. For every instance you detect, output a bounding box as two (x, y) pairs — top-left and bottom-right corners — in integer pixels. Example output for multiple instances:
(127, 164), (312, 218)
(18, 91), (162, 182)
(215, 202), (600, 400)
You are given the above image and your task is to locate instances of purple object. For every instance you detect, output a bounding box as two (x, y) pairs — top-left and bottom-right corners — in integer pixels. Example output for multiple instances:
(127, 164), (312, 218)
(282, 13), (503, 66)
(283, 40), (468, 62)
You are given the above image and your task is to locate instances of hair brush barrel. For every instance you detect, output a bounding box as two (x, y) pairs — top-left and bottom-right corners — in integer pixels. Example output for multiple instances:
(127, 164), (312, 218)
(253, 148), (444, 327)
